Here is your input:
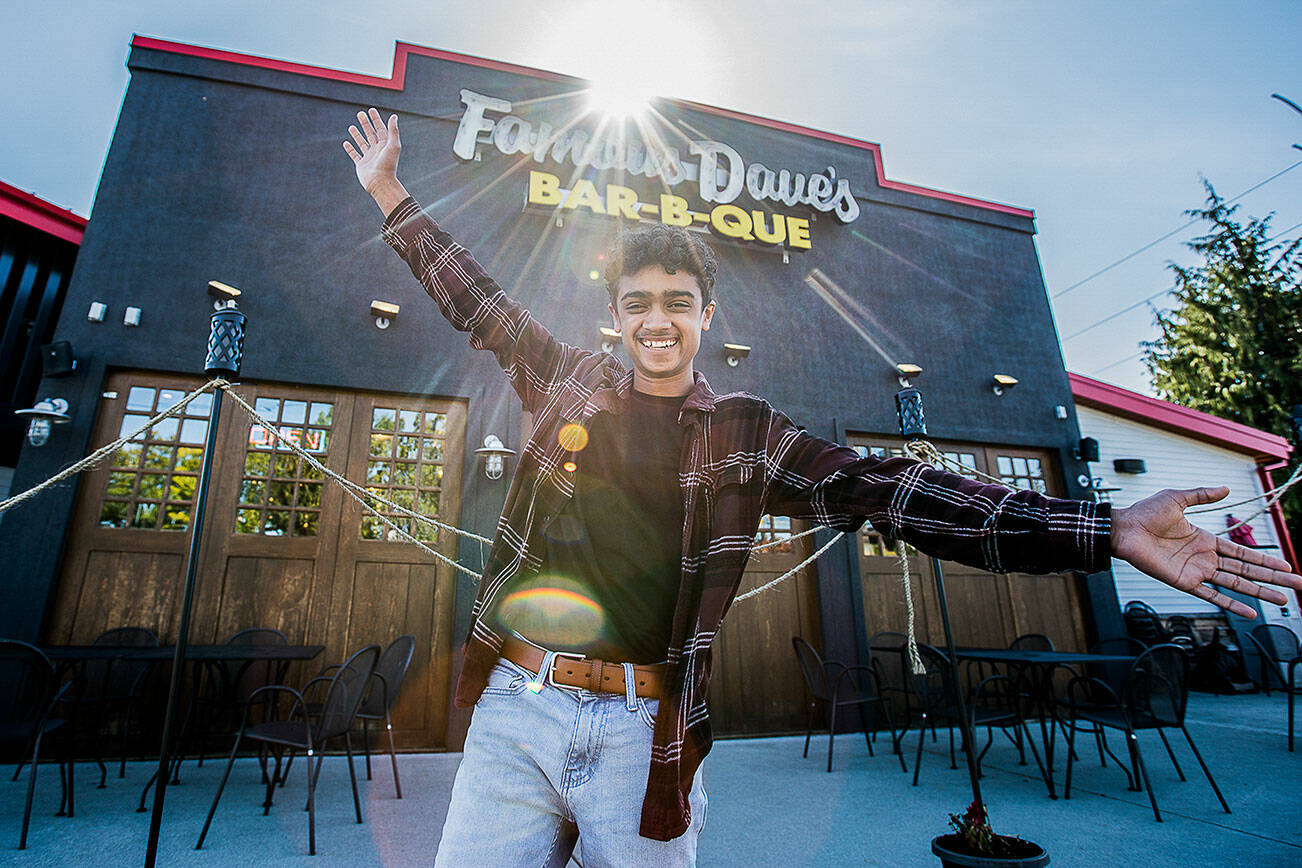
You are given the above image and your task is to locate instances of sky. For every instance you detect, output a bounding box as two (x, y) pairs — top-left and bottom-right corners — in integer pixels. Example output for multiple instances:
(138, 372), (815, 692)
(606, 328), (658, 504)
(3, 0), (1300, 396)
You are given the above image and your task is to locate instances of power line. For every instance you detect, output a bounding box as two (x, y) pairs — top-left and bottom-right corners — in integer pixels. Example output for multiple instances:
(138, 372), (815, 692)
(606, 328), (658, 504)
(1086, 351), (1144, 377)
(1051, 160), (1302, 299)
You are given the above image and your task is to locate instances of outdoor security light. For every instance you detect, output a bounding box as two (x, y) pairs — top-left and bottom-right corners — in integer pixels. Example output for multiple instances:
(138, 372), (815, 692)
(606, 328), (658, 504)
(15, 398), (70, 447)
(991, 374), (1019, 396)
(475, 434), (517, 480)
(371, 300), (400, 330)
(207, 280), (242, 310)
(599, 327), (621, 353)
(896, 362), (922, 387)
(724, 344), (751, 367)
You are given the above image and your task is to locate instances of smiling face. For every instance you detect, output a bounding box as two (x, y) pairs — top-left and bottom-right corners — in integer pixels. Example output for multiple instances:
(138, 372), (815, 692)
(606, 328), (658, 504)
(610, 265), (716, 396)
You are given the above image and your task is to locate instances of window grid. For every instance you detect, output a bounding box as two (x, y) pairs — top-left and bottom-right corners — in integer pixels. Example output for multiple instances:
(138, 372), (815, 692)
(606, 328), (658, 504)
(754, 514), (794, 553)
(234, 398), (334, 537)
(363, 407), (448, 542)
(101, 386), (213, 531)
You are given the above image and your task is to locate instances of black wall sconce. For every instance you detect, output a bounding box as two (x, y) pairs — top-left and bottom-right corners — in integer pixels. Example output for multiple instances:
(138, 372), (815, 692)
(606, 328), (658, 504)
(1074, 437), (1100, 462)
(1114, 458), (1147, 474)
(991, 374), (1019, 396)
(371, 300), (400, 330)
(896, 362), (922, 388)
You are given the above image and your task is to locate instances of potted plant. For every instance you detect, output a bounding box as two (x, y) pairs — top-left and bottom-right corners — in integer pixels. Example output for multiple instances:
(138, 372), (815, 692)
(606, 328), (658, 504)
(931, 800), (1050, 868)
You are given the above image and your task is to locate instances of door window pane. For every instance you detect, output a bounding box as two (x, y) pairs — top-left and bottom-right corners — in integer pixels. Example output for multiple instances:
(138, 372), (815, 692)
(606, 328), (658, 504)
(232, 391), (335, 537)
(361, 401), (451, 541)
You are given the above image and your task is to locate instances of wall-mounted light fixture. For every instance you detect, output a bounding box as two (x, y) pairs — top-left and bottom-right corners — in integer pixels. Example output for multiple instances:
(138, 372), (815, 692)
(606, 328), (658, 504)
(896, 362), (922, 388)
(599, 327), (621, 353)
(371, 300), (400, 330)
(87, 301), (107, 322)
(1074, 437), (1100, 462)
(15, 398), (70, 447)
(1114, 458), (1147, 475)
(475, 434), (517, 480)
(991, 373), (1019, 396)
(124, 307), (142, 327)
(207, 280), (242, 310)
(724, 343), (751, 367)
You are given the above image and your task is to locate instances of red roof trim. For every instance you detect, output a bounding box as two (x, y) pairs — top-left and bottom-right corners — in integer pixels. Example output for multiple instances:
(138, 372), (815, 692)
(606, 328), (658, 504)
(0, 179), (86, 245)
(130, 35), (1035, 220)
(1069, 372), (1292, 461)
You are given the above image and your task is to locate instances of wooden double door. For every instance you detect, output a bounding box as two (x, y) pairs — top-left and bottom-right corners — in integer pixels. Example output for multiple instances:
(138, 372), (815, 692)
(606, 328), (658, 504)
(849, 434), (1090, 652)
(46, 371), (467, 749)
(708, 515), (823, 736)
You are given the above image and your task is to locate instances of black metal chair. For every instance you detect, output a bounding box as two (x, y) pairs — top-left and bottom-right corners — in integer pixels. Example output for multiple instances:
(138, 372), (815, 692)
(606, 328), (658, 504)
(1009, 633), (1054, 652)
(967, 666), (1050, 791)
(1122, 600), (1171, 648)
(905, 644), (963, 786)
(791, 636), (900, 772)
(65, 626), (158, 786)
(196, 643), (380, 855)
(1064, 643), (1229, 821)
(1244, 624), (1301, 750)
(1, 640), (75, 849)
(356, 635), (415, 797)
(187, 627), (291, 773)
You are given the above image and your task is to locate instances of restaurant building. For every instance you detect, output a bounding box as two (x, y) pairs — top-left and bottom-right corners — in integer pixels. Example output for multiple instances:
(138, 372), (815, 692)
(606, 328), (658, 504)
(3, 36), (1126, 749)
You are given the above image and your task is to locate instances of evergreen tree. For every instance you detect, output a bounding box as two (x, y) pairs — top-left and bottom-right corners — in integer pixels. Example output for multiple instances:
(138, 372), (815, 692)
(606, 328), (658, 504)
(1142, 181), (1302, 537)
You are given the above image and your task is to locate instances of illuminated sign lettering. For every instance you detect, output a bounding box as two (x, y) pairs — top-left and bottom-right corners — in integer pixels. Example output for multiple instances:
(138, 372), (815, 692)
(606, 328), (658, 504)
(453, 89), (861, 228)
(526, 171), (811, 249)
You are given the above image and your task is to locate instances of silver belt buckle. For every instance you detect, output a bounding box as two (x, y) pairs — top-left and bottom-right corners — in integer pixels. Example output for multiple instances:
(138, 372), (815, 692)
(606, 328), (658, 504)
(546, 651), (587, 691)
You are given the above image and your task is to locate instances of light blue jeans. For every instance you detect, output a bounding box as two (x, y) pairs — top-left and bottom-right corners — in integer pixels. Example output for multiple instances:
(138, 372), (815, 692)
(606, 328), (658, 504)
(433, 657), (707, 867)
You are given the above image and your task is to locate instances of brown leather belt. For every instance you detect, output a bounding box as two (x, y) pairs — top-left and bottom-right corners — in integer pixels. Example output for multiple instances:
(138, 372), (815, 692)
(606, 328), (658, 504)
(500, 636), (664, 699)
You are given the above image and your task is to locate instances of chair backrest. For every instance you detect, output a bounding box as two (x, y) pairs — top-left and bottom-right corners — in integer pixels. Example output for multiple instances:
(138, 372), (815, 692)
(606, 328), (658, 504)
(317, 645), (381, 741)
(362, 635), (417, 716)
(1123, 601), (1169, 647)
(867, 631), (908, 690)
(1009, 633), (1054, 652)
(1123, 644), (1189, 726)
(0, 640), (58, 729)
(86, 626), (159, 699)
(1087, 636), (1146, 689)
(791, 637), (831, 701)
(224, 627), (289, 705)
(909, 644), (957, 716)
(1251, 624), (1300, 662)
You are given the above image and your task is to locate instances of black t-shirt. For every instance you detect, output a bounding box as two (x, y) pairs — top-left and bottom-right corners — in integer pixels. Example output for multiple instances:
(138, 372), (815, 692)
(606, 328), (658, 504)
(493, 389), (686, 663)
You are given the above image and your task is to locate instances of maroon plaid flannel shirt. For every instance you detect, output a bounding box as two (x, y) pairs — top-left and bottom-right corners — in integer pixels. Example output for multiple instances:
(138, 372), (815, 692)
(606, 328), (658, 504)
(382, 198), (1112, 840)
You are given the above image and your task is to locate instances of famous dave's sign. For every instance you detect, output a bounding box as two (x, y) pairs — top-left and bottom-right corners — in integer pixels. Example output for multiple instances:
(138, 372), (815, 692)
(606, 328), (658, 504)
(452, 89), (861, 251)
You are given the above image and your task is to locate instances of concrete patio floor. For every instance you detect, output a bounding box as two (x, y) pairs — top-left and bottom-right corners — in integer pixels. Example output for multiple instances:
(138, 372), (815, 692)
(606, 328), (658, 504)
(3, 691), (1298, 866)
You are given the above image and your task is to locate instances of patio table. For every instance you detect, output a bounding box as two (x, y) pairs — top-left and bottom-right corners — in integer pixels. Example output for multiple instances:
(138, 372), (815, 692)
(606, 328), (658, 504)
(953, 646), (1138, 799)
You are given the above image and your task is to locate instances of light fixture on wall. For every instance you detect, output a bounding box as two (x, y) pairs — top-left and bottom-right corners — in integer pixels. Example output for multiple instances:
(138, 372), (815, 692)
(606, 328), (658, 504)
(475, 435), (516, 480)
(371, 300), (400, 330)
(15, 398), (70, 447)
(599, 327), (620, 353)
(1074, 437), (1100, 462)
(991, 373), (1019, 396)
(207, 280), (242, 310)
(724, 343), (751, 367)
(896, 362), (922, 388)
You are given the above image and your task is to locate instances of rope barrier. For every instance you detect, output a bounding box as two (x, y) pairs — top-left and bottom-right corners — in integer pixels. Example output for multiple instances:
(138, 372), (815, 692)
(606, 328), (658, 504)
(0, 378), (225, 516)
(750, 523), (826, 552)
(896, 541), (926, 675)
(733, 531), (846, 603)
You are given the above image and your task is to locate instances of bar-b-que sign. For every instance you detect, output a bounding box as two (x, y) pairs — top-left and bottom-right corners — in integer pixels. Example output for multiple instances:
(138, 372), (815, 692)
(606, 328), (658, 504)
(453, 89), (861, 251)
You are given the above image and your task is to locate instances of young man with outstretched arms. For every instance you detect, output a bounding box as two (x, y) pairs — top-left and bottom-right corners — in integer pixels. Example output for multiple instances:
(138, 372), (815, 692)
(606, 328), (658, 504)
(343, 107), (1302, 866)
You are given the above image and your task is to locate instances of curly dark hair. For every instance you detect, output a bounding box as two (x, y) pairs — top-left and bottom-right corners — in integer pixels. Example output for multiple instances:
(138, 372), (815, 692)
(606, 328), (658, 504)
(604, 224), (718, 307)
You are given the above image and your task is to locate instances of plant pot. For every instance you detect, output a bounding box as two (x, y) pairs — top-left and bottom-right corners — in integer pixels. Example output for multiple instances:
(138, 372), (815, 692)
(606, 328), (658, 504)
(931, 834), (1050, 868)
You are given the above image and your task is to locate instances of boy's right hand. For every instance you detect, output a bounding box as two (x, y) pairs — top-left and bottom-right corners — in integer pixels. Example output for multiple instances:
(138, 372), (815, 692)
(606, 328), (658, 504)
(344, 108), (408, 214)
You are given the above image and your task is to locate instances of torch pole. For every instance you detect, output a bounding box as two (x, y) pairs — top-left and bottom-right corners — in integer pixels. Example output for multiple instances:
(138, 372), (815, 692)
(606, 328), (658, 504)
(895, 387), (983, 808)
(144, 304), (245, 868)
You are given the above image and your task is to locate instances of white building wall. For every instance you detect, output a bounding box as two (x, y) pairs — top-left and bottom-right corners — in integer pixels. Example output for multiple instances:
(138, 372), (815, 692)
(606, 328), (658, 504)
(1076, 405), (1301, 634)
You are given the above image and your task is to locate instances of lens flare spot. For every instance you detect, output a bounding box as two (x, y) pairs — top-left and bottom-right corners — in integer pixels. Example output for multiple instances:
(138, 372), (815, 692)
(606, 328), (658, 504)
(558, 423), (589, 452)
(498, 583), (605, 647)
(563, 461), (577, 473)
